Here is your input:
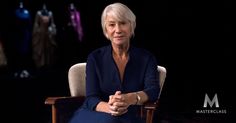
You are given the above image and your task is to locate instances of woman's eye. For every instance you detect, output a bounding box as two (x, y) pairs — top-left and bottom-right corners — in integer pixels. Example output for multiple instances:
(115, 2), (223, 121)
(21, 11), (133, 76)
(108, 23), (115, 27)
(120, 22), (126, 25)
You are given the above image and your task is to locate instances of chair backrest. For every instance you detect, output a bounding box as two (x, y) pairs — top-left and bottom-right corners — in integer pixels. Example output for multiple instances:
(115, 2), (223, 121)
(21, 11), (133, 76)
(68, 63), (86, 97)
(68, 63), (167, 97)
(157, 65), (167, 98)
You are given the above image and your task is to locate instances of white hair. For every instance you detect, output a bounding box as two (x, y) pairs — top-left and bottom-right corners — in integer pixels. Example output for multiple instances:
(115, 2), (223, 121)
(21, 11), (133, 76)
(101, 2), (136, 38)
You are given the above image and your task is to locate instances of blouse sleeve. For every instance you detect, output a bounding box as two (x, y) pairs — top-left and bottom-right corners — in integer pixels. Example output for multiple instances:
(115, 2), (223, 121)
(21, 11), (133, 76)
(83, 54), (101, 110)
(143, 55), (160, 102)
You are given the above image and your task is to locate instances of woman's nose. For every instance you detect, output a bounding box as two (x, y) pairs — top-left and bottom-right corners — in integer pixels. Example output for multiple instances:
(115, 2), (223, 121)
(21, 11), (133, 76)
(115, 25), (121, 33)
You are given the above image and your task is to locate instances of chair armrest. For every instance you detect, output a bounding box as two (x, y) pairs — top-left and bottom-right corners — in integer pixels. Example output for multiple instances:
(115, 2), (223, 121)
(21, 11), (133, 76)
(144, 101), (159, 110)
(45, 96), (85, 123)
(143, 100), (160, 123)
(45, 96), (85, 106)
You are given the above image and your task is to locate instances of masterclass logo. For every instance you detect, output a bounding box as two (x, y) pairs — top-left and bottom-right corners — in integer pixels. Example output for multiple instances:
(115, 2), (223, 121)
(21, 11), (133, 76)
(196, 93), (227, 114)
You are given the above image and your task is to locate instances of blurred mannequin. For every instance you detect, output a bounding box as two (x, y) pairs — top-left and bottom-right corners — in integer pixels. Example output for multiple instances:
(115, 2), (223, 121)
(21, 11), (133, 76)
(32, 4), (57, 69)
(60, 2), (85, 66)
(11, 1), (32, 78)
(15, 2), (31, 54)
(68, 3), (83, 41)
(41, 4), (49, 16)
(0, 39), (7, 67)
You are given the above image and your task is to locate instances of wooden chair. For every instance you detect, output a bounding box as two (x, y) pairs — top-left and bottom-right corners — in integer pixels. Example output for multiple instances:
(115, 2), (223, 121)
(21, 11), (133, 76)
(45, 62), (167, 123)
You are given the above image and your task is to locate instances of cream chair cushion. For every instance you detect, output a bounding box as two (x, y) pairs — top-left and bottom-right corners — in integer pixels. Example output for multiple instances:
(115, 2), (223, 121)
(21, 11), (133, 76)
(68, 63), (86, 96)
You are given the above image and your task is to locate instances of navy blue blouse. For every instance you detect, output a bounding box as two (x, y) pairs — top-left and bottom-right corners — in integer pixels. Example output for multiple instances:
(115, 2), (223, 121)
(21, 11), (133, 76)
(83, 45), (160, 111)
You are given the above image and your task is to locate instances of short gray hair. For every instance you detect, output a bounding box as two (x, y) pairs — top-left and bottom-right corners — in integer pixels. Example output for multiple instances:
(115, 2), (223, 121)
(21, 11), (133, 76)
(101, 2), (136, 38)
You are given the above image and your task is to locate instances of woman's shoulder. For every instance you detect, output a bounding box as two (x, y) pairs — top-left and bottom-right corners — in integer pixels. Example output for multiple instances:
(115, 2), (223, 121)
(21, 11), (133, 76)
(88, 45), (110, 58)
(131, 46), (158, 65)
(131, 46), (155, 57)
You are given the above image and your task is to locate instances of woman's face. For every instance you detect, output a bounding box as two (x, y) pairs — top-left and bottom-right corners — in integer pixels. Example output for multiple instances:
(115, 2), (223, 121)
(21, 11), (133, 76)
(105, 15), (132, 46)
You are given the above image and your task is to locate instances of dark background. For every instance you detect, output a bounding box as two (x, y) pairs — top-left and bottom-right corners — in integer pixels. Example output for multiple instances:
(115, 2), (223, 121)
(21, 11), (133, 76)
(0, 0), (233, 123)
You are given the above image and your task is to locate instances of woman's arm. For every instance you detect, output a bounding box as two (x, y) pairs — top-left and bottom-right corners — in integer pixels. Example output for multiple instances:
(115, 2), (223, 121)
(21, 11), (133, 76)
(143, 55), (160, 102)
(84, 55), (102, 110)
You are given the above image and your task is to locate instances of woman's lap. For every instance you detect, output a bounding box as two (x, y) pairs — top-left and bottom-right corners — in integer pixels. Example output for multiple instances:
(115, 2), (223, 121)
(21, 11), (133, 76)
(69, 108), (144, 123)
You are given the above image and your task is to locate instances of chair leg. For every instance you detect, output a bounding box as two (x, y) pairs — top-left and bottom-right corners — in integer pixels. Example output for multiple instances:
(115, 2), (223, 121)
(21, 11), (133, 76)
(140, 106), (144, 118)
(52, 105), (57, 123)
(146, 109), (154, 123)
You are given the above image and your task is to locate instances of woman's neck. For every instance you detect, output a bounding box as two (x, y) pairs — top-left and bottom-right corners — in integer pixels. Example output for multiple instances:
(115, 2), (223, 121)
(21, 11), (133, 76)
(112, 44), (129, 59)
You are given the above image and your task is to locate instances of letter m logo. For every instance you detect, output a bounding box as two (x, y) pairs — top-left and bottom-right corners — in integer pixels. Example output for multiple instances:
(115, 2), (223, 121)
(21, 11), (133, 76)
(203, 93), (219, 108)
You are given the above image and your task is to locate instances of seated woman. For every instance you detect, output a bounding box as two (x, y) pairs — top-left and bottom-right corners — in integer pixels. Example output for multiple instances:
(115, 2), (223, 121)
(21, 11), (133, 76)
(69, 2), (160, 123)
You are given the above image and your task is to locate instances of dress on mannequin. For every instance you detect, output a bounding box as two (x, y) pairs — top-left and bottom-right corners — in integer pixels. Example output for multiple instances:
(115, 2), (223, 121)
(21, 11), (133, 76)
(32, 4), (57, 69)
(0, 40), (7, 67)
(60, 3), (85, 66)
(12, 2), (32, 78)
(15, 2), (31, 56)
(68, 3), (83, 42)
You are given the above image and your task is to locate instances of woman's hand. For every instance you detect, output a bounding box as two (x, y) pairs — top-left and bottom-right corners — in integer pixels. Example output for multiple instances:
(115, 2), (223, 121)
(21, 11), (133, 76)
(108, 91), (130, 116)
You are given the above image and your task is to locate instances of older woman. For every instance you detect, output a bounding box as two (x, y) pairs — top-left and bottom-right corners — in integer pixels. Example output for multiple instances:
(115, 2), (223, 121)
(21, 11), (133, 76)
(69, 2), (160, 123)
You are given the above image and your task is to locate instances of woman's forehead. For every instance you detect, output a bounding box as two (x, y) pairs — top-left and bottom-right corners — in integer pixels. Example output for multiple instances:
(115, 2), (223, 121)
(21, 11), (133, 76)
(105, 14), (127, 22)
